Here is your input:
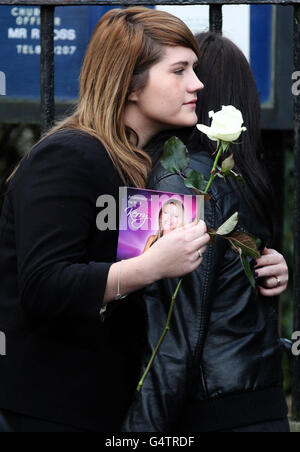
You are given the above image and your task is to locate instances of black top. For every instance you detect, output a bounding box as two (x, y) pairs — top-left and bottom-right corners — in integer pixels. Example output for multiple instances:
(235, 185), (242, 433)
(0, 129), (146, 432)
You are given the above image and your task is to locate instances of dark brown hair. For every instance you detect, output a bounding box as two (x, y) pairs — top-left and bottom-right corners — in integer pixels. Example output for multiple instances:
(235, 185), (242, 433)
(192, 32), (276, 241)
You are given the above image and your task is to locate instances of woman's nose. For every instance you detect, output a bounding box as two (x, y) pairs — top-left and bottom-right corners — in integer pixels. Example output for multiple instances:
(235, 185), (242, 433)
(189, 74), (204, 93)
(198, 80), (204, 91)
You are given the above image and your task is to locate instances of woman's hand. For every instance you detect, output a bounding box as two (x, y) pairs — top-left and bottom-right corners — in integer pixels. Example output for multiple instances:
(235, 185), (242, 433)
(254, 248), (289, 297)
(146, 219), (210, 280)
(104, 220), (209, 305)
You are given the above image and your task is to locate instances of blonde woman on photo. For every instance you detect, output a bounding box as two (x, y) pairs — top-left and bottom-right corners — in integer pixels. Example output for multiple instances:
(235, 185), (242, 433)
(143, 199), (186, 252)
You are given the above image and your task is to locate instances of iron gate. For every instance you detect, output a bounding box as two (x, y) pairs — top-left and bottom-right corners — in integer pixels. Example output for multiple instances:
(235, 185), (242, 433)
(0, 0), (299, 424)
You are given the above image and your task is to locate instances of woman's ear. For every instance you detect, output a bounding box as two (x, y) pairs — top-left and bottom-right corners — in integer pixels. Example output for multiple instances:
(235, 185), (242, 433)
(127, 90), (139, 102)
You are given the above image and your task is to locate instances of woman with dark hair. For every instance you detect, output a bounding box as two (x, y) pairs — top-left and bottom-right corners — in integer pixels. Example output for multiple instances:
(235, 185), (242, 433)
(194, 32), (277, 243)
(123, 32), (290, 433)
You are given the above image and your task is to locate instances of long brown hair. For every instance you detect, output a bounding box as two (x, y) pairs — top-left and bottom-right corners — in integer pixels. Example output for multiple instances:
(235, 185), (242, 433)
(7, 7), (200, 188)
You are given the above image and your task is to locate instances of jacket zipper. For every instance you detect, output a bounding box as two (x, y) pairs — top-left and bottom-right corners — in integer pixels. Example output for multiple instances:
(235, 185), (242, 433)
(199, 364), (209, 398)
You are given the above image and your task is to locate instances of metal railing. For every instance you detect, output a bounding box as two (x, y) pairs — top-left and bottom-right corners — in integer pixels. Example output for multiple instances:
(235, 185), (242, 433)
(0, 0), (300, 424)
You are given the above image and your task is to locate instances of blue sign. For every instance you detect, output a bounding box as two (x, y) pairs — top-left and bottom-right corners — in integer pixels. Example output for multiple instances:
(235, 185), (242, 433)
(250, 5), (273, 106)
(0, 4), (274, 106)
(0, 5), (118, 101)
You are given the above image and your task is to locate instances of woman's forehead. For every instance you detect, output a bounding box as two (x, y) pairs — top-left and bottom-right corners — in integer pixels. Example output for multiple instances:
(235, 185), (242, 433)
(157, 45), (198, 67)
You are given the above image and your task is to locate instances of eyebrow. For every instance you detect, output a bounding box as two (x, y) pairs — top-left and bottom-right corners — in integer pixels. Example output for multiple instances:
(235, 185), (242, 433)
(170, 60), (198, 67)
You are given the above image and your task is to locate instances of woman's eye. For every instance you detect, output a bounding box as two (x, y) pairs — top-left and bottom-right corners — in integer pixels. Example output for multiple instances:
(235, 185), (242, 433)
(174, 69), (184, 75)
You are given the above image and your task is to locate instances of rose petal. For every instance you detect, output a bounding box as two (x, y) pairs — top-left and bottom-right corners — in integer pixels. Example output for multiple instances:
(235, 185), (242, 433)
(196, 124), (219, 141)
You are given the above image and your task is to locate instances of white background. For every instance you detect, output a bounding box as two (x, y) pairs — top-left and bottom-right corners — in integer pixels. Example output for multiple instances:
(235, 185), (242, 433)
(157, 5), (250, 61)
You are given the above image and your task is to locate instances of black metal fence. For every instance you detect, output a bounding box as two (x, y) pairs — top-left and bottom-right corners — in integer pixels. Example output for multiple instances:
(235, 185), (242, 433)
(0, 0), (300, 423)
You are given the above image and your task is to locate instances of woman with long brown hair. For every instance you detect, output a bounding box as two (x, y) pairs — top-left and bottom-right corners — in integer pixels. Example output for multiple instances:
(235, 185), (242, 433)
(0, 7), (210, 432)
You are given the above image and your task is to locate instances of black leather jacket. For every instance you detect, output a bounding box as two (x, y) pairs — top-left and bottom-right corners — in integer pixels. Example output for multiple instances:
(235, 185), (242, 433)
(122, 151), (287, 432)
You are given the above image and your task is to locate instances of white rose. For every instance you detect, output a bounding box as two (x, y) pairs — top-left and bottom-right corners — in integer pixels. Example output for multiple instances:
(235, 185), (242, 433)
(197, 105), (247, 142)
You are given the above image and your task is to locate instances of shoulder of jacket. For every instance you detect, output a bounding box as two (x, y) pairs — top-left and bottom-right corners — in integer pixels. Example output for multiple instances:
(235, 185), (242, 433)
(8, 128), (118, 193)
(23, 128), (121, 183)
(30, 128), (108, 163)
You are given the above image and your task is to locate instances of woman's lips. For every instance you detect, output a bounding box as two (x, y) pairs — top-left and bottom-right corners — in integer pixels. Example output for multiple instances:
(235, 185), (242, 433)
(184, 99), (197, 105)
(184, 99), (197, 107)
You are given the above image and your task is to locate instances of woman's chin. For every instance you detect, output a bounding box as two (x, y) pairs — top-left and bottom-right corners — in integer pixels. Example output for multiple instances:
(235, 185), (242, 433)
(160, 115), (198, 131)
(176, 115), (198, 128)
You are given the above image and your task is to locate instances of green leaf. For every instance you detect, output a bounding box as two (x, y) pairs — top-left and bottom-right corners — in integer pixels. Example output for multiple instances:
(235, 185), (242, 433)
(161, 137), (189, 175)
(208, 229), (217, 244)
(210, 228), (260, 288)
(240, 253), (256, 288)
(221, 154), (235, 173)
(226, 231), (261, 260)
(184, 169), (208, 194)
(216, 212), (239, 235)
(255, 237), (263, 250)
(190, 187), (205, 196)
(229, 170), (246, 186)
